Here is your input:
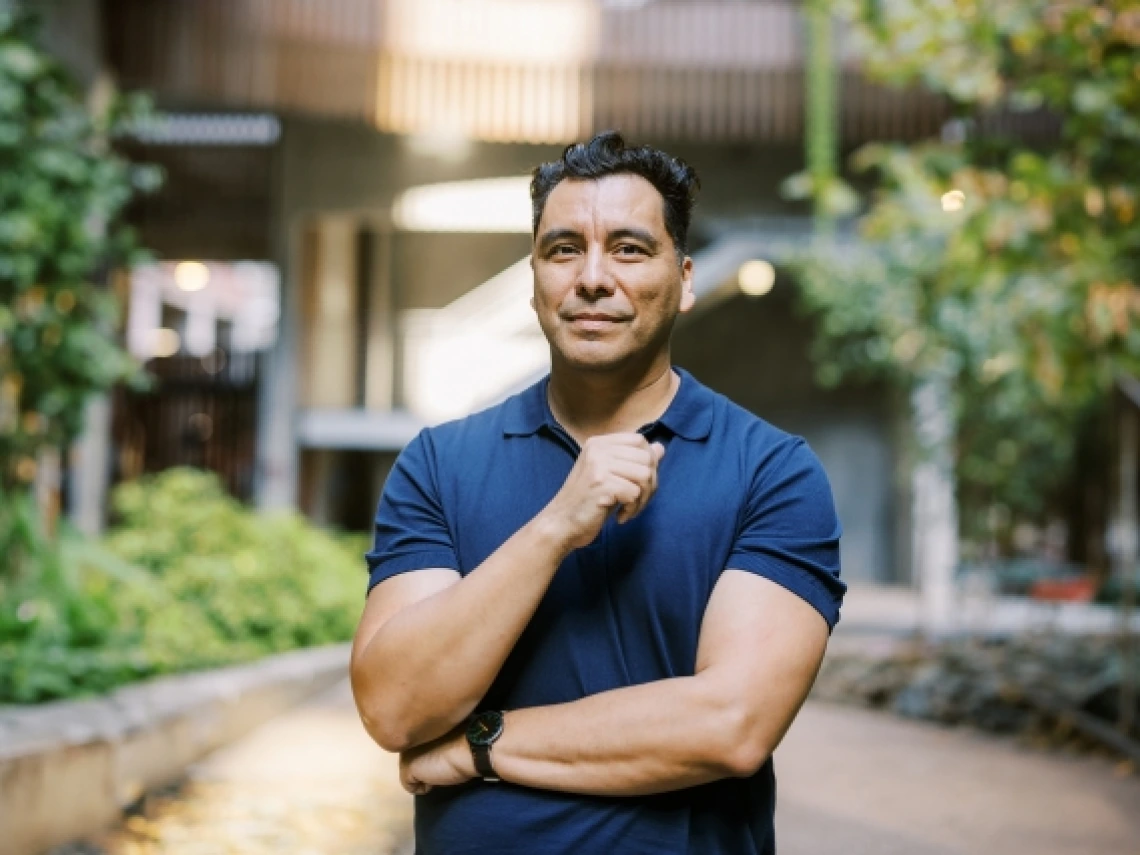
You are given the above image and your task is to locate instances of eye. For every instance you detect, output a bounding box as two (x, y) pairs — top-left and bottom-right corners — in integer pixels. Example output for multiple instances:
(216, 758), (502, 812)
(615, 244), (647, 257)
(549, 244), (579, 257)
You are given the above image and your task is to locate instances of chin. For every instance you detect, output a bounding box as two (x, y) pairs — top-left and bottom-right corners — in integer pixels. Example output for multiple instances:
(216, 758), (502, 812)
(557, 343), (637, 373)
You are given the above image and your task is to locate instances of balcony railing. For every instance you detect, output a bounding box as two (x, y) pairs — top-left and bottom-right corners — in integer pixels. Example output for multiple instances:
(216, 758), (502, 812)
(107, 0), (950, 145)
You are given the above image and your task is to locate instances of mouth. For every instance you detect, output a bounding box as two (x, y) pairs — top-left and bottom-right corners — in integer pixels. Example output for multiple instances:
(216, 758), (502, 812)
(567, 314), (627, 333)
(568, 313), (627, 323)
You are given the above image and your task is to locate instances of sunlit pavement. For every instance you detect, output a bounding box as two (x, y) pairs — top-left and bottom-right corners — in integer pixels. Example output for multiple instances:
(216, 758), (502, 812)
(73, 682), (1140, 855)
(76, 681), (412, 855)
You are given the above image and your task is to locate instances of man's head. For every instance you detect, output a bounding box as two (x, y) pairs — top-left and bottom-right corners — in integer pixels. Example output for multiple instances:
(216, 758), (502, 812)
(529, 132), (700, 374)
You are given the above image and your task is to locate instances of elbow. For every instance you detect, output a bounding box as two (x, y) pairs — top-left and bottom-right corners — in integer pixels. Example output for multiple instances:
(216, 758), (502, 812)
(714, 705), (774, 779)
(361, 711), (417, 754)
(351, 671), (465, 753)
(721, 738), (772, 779)
(350, 667), (415, 753)
(353, 685), (418, 752)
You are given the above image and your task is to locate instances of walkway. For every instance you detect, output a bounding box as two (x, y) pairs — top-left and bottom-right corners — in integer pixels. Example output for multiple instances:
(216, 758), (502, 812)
(75, 680), (411, 855)
(776, 703), (1140, 855)
(79, 681), (1140, 855)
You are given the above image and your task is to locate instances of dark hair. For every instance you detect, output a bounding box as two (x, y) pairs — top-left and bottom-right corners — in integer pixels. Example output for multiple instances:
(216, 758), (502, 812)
(530, 131), (700, 259)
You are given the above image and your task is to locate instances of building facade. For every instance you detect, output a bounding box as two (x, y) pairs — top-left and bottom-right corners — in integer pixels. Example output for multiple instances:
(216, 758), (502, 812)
(51, 0), (958, 584)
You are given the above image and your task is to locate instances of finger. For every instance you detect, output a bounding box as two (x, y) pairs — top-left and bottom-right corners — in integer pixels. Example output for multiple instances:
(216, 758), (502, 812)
(621, 457), (662, 522)
(601, 445), (654, 466)
(401, 771), (431, 796)
(650, 442), (665, 464)
(607, 460), (658, 521)
(603, 460), (654, 486)
(609, 477), (642, 508)
(609, 479), (644, 523)
(585, 432), (652, 451)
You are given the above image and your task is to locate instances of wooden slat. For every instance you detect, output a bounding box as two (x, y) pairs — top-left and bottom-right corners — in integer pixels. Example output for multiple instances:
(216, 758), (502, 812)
(106, 0), (952, 145)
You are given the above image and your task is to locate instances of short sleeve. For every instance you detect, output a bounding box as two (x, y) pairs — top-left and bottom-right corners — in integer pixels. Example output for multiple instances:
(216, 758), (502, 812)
(364, 429), (461, 594)
(726, 438), (846, 629)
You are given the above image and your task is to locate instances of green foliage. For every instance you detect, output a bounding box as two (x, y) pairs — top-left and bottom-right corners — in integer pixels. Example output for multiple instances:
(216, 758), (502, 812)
(0, 7), (157, 496)
(0, 470), (366, 703)
(790, 1), (1140, 534)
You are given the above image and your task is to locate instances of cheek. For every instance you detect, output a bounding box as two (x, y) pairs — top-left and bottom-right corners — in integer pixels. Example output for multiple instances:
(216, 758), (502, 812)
(534, 270), (576, 313)
(626, 278), (679, 317)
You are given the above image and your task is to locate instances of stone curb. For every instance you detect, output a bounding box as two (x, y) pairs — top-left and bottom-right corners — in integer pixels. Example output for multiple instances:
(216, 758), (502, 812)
(0, 643), (352, 855)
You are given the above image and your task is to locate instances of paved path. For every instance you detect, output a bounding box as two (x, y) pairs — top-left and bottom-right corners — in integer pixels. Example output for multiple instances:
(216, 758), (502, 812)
(83, 682), (1140, 855)
(80, 680), (412, 855)
(776, 702), (1140, 855)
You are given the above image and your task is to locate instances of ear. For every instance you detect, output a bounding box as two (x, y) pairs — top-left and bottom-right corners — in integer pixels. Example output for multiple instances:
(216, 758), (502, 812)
(528, 253), (537, 310)
(678, 256), (696, 314)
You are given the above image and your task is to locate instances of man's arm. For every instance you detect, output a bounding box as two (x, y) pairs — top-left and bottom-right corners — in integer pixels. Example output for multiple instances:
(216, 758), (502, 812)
(350, 434), (664, 753)
(401, 570), (829, 796)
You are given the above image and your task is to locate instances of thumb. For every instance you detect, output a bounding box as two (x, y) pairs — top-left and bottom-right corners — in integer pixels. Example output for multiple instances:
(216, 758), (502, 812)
(650, 442), (666, 463)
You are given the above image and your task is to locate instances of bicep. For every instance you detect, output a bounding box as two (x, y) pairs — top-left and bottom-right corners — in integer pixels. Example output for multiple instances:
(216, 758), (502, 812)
(695, 569), (829, 751)
(350, 568), (461, 670)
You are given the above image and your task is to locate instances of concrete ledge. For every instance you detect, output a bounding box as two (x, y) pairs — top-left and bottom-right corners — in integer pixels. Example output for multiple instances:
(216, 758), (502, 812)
(0, 644), (351, 855)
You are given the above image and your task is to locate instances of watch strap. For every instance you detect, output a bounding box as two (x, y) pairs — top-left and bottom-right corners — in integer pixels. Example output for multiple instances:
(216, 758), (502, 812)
(471, 742), (499, 781)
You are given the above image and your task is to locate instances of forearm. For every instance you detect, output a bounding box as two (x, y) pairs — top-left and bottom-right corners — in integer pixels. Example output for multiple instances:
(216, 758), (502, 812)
(353, 515), (569, 751)
(490, 675), (768, 797)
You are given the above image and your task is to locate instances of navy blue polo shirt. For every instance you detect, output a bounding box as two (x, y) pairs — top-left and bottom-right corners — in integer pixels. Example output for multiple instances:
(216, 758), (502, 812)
(365, 368), (844, 855)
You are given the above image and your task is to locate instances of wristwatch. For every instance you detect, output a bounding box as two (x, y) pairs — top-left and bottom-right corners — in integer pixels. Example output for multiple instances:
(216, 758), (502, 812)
(466, 710), (505, 782)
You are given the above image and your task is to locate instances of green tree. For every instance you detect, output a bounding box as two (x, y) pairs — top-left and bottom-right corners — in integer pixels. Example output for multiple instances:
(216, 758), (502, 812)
(0, 7), (158, 569)
(792, 1), (1140, 542)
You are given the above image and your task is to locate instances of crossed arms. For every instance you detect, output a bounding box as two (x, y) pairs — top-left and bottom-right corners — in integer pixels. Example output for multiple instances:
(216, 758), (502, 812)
(349, 433), (832, 796)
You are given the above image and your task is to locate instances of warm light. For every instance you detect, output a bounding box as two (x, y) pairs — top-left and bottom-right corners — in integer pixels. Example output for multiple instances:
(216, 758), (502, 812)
(941, 189), (966, 212)
(386, 0), (597, 65)
(393, 177), (533, 233)
(151, 328), (181, 358)
(738, 260), (776, 297)
(174, 261), (210, 292)
(403, 257), (550, 422)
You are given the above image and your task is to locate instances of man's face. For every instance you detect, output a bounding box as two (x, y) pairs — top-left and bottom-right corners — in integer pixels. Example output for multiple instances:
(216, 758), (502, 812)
(531, 174), (695, 372)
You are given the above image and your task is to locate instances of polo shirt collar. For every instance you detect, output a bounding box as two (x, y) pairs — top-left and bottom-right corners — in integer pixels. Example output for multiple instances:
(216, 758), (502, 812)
(503, 367), (713, 441)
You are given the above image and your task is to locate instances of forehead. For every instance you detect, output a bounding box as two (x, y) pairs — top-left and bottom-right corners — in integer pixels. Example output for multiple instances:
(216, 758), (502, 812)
(538, 174), (667, 235)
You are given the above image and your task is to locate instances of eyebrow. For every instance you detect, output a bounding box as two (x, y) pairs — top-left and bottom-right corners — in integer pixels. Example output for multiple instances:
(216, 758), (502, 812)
(609, 228), (660, 252)
(536, 227), (661, 253)
(536, 228), (582, 253)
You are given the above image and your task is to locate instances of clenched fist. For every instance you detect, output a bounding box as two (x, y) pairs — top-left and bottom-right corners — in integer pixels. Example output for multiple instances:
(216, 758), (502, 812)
(539, 433), (665, 552)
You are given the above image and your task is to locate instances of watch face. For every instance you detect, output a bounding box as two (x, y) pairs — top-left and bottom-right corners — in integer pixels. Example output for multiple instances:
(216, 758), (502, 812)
(467, 711), (504, 747)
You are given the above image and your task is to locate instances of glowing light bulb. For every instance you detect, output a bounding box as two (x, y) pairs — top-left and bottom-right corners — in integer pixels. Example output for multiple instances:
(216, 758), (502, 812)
(941, 189), (966, 212)
(175, 261), (210, 292)
(738, 260), (776, 297)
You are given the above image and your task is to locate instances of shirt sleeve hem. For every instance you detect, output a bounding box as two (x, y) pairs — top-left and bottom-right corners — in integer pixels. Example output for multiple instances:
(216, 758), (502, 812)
(724, 552), (842, 630)
(366, 550), (462, 593)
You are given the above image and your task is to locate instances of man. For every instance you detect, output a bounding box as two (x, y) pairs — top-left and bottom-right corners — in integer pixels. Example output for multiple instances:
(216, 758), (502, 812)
(350, 131), (845, 854)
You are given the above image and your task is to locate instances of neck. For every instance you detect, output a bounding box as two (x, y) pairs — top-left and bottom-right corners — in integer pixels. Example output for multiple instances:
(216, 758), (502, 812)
(547, 351), (679, 443)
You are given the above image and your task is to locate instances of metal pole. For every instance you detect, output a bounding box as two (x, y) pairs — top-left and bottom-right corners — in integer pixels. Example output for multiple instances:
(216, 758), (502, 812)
(1120, 406), (1137, 736)
(805, 0), (837, 240)
(913, 373), (958, 637)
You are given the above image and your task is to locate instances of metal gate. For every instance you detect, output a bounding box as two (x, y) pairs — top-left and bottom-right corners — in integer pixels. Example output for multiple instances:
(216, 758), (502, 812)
(112, 350), (260, 502)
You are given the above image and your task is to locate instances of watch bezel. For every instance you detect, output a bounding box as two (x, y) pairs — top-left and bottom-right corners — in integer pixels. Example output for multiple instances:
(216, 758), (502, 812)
(466, 710), (505, 747)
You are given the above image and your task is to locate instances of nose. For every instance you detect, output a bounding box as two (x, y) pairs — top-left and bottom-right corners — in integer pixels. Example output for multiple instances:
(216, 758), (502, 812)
(576, 244), (616, 301)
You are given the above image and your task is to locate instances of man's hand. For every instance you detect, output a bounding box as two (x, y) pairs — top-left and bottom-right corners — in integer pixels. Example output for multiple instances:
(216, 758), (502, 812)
(539, 433), (665, 550)
(399, 728), (477, 794)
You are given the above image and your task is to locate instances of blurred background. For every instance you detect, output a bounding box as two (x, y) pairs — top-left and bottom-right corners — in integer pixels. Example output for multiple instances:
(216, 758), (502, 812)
(1, 1), (1139, 853)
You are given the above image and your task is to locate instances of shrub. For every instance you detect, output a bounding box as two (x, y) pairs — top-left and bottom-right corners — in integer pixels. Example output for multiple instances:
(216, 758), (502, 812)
(0, 469), (366, 703)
